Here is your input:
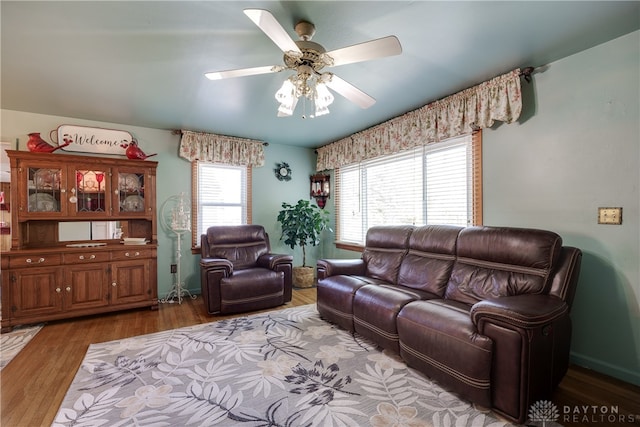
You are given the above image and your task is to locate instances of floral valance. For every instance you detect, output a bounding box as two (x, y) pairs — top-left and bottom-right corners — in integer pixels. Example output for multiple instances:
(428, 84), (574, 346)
(316, 69), (522, 171)
(179, 130), (265, 167)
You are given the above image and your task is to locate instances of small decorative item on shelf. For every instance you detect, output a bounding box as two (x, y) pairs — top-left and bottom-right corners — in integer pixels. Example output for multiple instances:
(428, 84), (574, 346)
(26, 132), (71, 153)
(310, 173), (330, 208)
(123, 140), (157, 160)
(274, 162), (292, 181)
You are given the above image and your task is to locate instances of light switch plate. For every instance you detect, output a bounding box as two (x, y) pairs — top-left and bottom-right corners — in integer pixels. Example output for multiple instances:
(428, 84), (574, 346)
(598, 207), (622, 225)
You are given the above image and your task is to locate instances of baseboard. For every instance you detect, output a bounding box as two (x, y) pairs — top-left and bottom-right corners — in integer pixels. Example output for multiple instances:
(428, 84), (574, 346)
(570, 351), (640, 387)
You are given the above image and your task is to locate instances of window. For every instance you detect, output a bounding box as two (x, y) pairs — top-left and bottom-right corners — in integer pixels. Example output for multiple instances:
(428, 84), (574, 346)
(335, 132), (482, 247)
(191, 162), (251, 247)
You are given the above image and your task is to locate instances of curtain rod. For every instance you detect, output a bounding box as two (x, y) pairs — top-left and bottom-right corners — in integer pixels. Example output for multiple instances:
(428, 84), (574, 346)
(519, 66), (535, 83)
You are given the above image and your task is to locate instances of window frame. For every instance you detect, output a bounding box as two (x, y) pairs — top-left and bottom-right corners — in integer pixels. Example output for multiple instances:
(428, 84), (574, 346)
(190, 161), (252, 251)
(334, 131), (482, 251)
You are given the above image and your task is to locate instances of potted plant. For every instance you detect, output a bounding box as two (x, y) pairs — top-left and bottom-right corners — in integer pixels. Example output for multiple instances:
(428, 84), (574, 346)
(277, 199), (330, 287)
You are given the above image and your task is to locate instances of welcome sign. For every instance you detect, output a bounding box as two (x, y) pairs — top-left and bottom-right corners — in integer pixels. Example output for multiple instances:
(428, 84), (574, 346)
(56, 125), (132, 155)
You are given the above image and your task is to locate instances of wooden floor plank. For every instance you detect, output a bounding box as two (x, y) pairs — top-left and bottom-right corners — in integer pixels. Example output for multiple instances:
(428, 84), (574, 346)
(1, 287), (638, 426)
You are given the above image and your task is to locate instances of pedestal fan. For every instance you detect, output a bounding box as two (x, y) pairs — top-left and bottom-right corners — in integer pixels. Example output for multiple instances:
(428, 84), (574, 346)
(160, 192), (196, 304)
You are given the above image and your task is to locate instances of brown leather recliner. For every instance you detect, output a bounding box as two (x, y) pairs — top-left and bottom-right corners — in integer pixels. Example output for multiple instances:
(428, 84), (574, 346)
(200, 225), (293, 315)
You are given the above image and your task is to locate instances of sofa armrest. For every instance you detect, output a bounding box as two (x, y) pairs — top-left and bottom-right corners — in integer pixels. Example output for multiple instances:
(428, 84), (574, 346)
(258, 253), (293, 303)
(200, 257), (234, 275)
(257, 253), (293, 270)
(317, 258), (366, 280)
(200, 258), (233, 315)
(472, 293), (573, 421)
(470, 294), (568, 330)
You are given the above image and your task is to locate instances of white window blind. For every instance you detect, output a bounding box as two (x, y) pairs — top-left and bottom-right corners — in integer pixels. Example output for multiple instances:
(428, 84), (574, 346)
(337, 134), (477, 246)
(193, 162), (249, 246)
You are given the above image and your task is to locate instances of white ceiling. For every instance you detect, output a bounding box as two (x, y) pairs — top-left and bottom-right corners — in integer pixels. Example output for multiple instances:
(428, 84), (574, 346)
(2, 1), (639, 148)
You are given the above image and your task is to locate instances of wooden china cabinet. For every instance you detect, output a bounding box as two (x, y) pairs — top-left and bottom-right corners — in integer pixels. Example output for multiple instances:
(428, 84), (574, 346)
(1, 150), (158, 333)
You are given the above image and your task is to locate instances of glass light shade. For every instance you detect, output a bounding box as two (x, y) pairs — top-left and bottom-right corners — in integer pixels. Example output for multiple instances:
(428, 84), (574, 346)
(275, 74), (335, 117)
(275, 79), (298, 116)
(314, 83), (334, 117)
(275, 79), (295, 104)
(315, 83), (334, 107)
(277, 96), (298, 117)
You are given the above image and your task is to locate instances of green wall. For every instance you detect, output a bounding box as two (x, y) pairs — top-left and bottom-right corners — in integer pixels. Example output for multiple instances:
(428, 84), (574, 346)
(483, 31), (640, 385)
(2, 29), (638, 386)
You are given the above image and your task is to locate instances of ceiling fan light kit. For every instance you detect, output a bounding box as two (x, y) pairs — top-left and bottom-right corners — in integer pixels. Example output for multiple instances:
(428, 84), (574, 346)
(205, 9), (402, 118)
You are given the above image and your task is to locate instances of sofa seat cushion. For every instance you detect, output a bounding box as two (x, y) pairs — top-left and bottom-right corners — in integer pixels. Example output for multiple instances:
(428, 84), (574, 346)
(317, 275), (380, 331)
(397, 300), (493, 407)
(220, 268), (284, 313)
(353, 285), (439, 352)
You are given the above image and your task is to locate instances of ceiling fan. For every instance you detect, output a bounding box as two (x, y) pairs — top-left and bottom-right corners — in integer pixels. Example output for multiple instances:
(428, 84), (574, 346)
(205, 9), (402, 118)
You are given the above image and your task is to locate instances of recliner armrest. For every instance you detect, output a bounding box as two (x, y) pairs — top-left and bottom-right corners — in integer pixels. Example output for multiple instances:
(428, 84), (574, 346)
(257, 253), (293, 270)
(200, 257), (234, 275)
(317, 259), (366, 280)
(470, 294), (568, 330)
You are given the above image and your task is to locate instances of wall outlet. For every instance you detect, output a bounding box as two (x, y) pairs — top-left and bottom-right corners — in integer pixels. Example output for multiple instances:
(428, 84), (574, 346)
(170, 264), (177, 273)
(598, 207), (622, 225)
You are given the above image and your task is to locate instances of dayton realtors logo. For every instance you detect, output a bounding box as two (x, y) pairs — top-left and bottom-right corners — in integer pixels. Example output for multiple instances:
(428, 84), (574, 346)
(528, 400), (638, 425)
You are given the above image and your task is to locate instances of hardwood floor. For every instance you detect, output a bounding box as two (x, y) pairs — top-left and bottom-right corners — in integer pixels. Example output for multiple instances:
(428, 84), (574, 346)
(1, 287), (638, 427)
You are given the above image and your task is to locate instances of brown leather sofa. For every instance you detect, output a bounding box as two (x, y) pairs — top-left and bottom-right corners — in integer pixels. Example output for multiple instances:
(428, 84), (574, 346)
(317, 225), (582, 423)
(200, 225), (293, 315)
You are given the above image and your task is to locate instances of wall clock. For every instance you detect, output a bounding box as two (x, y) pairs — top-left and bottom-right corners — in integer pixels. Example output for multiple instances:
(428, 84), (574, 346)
(274, 162), (292, 181)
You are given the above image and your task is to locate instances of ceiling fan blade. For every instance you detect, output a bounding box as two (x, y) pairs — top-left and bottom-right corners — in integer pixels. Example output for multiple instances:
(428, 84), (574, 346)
(325, 74), (376, 109)
(326, 36), (402, 67)
(205, 65), (282, 80)
(244, 9), (302, 55)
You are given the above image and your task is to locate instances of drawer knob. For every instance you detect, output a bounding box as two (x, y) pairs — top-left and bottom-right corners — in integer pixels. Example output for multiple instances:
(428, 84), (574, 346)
(111, 282), (117, 287)
(125, 251), (140, 257)
(79, 255), (96, 260)
(26, 257), (45, 264)
(55, 287), (61, 293)
(65, 286), (71, 292)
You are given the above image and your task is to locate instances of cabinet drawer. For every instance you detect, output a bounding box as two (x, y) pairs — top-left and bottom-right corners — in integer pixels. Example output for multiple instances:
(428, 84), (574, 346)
(63, 251), (111, 264)
(8, 253), (62, 268)
(112, 248), (152, 260)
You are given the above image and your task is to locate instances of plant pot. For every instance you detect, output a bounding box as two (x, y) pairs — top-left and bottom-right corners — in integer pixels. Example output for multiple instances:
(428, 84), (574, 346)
(293, 266), (315, 288)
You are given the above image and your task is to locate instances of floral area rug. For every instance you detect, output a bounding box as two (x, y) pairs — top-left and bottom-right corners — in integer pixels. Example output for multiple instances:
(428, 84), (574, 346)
(0, 323), (44, 370)
(52, 304), (515, 427)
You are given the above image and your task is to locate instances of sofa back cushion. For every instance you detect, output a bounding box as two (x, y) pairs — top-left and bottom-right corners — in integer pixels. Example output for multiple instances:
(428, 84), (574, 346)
(397, 225), (462, 296)
(202, 225), (270, 269)
(362, 226), (414, 284)
(445, 226), (562, 305)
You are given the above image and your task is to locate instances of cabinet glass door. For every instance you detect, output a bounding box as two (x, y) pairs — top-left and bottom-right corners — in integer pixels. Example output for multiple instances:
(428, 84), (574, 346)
(117, 171), (145, 214)
(28, 167), (63, 213)
(74, 170), (108, 213)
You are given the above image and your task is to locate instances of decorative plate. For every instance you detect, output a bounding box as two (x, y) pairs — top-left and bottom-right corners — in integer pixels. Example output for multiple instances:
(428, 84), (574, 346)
(33, 169), (61, 190)
(274, 162), (292, 181)
(121, 195), (144, 212)
(28, 193), (58, 212)
(118, 173), (141, 192)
